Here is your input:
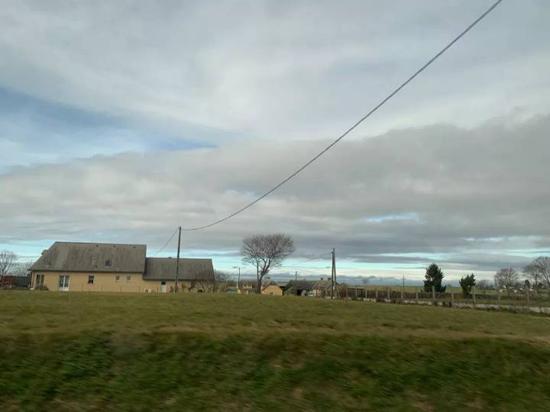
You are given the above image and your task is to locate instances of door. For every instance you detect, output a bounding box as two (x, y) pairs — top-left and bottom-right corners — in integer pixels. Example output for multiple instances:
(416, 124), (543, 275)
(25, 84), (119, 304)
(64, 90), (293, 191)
(160, 281), (167, 293)
(35, 274), (44, 289)
(58, 275), (70, 291)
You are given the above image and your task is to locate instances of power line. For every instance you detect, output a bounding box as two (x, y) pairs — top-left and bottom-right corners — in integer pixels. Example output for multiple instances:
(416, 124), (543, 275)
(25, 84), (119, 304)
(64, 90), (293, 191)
(181, 0), (503, 232)
(153, 227), (179, 256)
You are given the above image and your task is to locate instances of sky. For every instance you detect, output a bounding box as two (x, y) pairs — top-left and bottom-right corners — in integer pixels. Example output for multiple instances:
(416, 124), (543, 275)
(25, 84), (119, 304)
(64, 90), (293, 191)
(1, 0), (550, 283)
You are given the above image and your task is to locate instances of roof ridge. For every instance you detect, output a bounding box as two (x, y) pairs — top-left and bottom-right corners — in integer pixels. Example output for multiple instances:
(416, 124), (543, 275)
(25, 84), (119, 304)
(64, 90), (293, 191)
(54, 241), (147, 247)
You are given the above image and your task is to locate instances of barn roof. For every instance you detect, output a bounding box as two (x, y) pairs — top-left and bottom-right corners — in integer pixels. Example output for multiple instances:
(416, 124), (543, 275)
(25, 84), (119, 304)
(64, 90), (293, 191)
(30, 242), (147, 273)
(143, 257), (215, 281)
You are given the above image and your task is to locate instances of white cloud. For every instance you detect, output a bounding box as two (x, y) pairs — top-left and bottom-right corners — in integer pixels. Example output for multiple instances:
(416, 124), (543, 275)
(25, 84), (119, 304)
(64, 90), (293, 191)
(1, 1), (550, 277)
(0, 1), (549, 142)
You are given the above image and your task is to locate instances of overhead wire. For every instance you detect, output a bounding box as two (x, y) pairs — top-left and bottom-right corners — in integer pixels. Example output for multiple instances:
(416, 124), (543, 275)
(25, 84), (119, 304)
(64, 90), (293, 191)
(179, 0), (503, 232)
(152, 227), (179, 256)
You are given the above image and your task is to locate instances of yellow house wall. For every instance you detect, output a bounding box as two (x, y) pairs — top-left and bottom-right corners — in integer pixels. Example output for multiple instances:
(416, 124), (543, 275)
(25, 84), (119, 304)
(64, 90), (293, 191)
(262, 285), (283, 296)
(30, 271), (192, 293)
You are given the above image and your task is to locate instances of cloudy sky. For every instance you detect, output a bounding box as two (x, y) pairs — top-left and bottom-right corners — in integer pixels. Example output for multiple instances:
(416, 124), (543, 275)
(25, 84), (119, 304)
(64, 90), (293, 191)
(1, 0), (549, 282)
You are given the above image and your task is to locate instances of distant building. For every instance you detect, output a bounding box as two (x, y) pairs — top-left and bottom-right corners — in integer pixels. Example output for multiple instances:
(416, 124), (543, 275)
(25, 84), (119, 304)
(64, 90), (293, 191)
(29, 241), (214, 293)
(261, 283), (283, 296)
(228, 280), (283, 296)
(283, 279), (332, 297)
(0, 274), (30, 289)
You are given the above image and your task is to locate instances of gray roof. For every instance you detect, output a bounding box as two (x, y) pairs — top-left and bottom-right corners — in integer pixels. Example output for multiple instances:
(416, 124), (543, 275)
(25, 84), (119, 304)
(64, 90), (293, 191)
(144, 257), (214, 281)
(284, 280), (332, 290)
(30, 242), (146, 273)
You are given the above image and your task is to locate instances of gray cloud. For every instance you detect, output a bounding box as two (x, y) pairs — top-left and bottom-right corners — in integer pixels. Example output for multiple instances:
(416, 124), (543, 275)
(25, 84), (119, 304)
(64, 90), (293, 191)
(1, 114), (549, 274)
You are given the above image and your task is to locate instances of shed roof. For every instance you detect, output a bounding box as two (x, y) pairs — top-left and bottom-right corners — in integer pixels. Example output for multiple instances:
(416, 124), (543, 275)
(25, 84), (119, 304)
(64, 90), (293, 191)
(30, 242), (147, 273)
(144, 257), (215, 281)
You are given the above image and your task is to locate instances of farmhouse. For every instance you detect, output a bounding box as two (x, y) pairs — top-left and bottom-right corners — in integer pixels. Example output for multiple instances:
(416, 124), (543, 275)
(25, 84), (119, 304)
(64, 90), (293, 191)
(29, 241), (215, 293)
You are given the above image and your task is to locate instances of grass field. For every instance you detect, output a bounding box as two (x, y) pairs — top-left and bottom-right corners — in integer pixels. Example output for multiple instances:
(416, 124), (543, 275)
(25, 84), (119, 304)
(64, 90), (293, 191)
(1, 292), (550, 411)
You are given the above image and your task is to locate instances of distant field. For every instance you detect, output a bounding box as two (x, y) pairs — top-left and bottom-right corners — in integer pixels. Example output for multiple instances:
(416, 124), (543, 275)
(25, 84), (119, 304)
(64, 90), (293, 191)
(1, 292), (550, 411)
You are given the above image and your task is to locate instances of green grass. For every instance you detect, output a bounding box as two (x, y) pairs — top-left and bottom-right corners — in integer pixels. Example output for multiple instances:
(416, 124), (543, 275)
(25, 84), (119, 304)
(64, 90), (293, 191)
(1, 292), (550, 411)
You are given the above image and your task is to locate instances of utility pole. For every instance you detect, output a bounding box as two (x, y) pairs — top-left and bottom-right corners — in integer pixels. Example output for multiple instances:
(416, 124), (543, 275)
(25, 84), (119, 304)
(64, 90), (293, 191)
(175, 226), (181, 292)
(295, 271), (298, 281)
(233, 266), (241, 290)
(256, 260), (260, 294)
(331, 248), (336, 299)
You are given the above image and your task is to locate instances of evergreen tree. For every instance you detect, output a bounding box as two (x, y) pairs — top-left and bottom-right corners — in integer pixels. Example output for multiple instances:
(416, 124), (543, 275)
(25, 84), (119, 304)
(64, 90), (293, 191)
(459, 273), (476, 298)
(423, 263), (446, 293)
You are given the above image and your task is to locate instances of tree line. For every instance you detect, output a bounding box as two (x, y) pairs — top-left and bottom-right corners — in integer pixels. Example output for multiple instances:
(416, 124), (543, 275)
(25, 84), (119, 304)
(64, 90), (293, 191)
(424, 256), (550, 298)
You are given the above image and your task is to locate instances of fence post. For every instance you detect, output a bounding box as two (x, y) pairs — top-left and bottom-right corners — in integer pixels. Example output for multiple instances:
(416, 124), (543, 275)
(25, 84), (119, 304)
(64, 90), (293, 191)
(400, 286), (404, 301)
(473, 287), (476, 307)
(375, 289), (378, 301)
(526, 288), (530, 306)
(387, 288), (390, 300)
(415, 289), (419, 303)
(497, 289), (501, 307)
(451, 290), (454, 306)
(432, 286), (436, 305)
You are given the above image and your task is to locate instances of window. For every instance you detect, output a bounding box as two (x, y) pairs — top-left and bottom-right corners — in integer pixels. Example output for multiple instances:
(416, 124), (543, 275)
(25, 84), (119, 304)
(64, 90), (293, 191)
(58, 275), (70, 291)
(115, 275), (120, 282)
(35, 274), (44, 288)
(88, 275), (94, 285)
(105, 259), (112, 267)
(126, 275), (131, 281)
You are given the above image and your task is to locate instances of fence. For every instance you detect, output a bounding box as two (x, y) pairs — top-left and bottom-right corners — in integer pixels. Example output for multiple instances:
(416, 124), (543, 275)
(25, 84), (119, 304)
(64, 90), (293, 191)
(326, 286), (550, 314)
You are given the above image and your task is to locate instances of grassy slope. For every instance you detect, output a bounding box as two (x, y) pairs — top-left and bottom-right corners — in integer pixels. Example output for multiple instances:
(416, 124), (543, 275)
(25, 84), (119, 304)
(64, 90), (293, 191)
(1, 292), (550, 411)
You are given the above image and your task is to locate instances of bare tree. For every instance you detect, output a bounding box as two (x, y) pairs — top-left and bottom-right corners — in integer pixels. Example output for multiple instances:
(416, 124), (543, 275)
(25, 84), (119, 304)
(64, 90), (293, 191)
(494, 267), (519, 292)
(13, 261), (32, 277)
(476, 279), (492, 290)
(524, 257), (550, 289)
(241, 234), (295, 293)
(0, 250), (17, 280)
(214, 270), (233, 292)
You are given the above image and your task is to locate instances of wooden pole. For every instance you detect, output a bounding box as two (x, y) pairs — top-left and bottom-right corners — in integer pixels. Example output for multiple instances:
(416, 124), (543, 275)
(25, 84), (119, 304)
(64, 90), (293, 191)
(331, 248), (336, 300)
(175, 226), (182, 292)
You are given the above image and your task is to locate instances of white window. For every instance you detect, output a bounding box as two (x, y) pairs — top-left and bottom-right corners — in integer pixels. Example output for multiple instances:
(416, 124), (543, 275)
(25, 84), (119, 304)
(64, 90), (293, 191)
(58, 275), (70, 291)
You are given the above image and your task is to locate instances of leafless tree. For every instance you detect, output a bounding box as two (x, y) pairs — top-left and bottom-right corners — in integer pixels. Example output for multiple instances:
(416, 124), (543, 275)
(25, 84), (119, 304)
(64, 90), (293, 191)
(241, 234), (295, 293)
(476, 279), (492, 290)
(213, 270), (233, 292)
(0, 250), (17, 280)
(494, 267), (519, 292)
(524, 257), (550, 289)
(189, 279), (214, 293)
(13, 261), (32, 277)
